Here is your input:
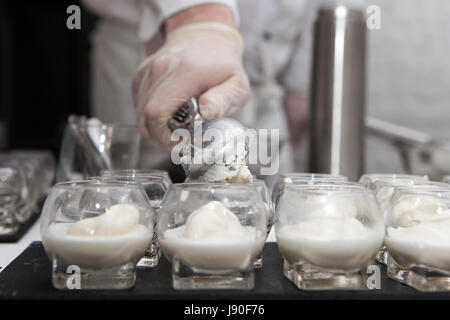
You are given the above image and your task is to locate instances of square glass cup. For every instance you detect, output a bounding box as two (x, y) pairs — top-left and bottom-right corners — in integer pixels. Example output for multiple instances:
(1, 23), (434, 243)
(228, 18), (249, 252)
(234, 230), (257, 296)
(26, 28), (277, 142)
(40, 180), (154, 290)
(275, 184), (385, 290)
(158, 183), (267, 290)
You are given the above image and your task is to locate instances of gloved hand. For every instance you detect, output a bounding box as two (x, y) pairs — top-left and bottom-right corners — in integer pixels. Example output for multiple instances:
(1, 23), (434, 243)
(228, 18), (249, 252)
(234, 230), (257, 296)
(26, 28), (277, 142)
(132, 22), (251, 148)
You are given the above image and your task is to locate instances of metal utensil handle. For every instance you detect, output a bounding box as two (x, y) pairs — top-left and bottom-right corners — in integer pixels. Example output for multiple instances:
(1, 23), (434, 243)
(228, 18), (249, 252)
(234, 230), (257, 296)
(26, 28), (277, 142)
(168, 97), (203, 132)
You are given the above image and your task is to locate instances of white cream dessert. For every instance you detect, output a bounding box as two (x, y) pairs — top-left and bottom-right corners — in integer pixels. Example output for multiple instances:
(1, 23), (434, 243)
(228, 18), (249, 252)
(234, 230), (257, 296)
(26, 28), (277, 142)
(385, 195), (450, 270)
(159, 201), (265, 272)
(277, 195), (384, 270)
(277, 218), (383, 270)
(390, 195), (448, 227)
(42, 203), (152, 269)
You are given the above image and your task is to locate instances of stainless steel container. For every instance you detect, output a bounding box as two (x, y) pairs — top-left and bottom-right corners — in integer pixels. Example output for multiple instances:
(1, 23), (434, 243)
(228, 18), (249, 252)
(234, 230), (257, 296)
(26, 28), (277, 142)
(309, 5), (366, 181)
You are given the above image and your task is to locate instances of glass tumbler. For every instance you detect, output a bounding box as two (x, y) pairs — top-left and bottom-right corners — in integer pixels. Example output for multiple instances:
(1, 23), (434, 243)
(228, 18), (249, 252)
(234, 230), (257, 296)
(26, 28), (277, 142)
(41, 180), (154, 290)
(275, 184), (385, 290)
(92, 170), (171, 267)
(9, 150), (56, 199)
(271, 173), (348, 208)
(384, 186), (450, 291)
(56, 120), (141, 182)
(158, 183), (267, 290)
(0, 157), (37, 223)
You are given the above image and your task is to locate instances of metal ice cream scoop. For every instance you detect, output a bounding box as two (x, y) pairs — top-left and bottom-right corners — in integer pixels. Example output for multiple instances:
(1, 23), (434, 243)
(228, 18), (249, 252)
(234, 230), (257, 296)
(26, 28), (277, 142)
(168, 98), (249, 180)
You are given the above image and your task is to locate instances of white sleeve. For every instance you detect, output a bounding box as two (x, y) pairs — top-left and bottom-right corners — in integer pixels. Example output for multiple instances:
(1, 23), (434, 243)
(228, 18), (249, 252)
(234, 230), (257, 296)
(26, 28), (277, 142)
(138, 0), (239, 45)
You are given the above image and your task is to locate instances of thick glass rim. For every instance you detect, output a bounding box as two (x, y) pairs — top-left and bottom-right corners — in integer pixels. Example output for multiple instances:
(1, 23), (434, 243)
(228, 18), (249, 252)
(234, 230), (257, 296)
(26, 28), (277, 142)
(359, 173), (429, 182)
(101, 169), (168, 176)
(374, 180), (448, 188)
(182, 179), (267, 186)
(283, 183), (369, 194)
(168, 182), (265, 191)
(281, 173), (347, 179)
(52, 179), (145, 191)
(391, 185), (450, 195)
(88, 176), (168, 189)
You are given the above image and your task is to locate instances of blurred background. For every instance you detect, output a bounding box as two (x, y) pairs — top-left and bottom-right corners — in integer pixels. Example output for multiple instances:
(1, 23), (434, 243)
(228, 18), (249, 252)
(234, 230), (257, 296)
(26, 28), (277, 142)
(1, 0), (450, 176)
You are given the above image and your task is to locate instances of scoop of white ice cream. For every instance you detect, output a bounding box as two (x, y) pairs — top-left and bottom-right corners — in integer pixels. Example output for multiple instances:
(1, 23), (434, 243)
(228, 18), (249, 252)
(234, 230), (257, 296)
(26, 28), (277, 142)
(391, 195), (448, 227)
(388, 219), (450, 245)
(184, 201), (247, 241)
(68, 203), (140, 237)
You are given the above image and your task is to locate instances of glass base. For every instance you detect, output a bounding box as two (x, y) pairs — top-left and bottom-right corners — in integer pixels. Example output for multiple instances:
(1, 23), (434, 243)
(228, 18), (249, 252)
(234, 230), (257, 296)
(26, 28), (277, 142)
(387, 256), (450, 292)
(253, 253), (263, 269)
(137, 241), (160, 268)
(172, 258), (254, 290)
(376, 245), (388, 265)
(283, 259), (368, 290)
(52, 257), (136, 290)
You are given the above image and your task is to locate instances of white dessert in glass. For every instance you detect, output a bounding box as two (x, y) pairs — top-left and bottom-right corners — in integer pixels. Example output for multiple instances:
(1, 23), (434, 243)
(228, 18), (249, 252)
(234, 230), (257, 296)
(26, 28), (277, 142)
(275, 184), (384, 290)
(158, 183), (267, 290)
(41, 181), (154, 290)
(92, 171), (171, 268)
(369, 178), (442, 265)
(384, 187), (450, 291)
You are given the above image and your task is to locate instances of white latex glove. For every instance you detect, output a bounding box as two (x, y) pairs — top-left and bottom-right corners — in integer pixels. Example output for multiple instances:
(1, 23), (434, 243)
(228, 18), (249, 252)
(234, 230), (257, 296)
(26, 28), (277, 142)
(132, 23), (251, 148)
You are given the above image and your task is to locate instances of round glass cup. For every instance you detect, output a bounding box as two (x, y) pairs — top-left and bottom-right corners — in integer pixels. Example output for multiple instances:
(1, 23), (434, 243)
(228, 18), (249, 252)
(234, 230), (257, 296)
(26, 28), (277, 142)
(271, 173), (348, 208)
(384, 185), (450, 291)
(370, 180), (447, 265)
(157, 183), (267, 290)
(40, 180), (154, 290)
(275, 184), (385, 290)
(179, 179), (272, 269)
(91, 172), (170, 268)
(359, 173), (429, 189)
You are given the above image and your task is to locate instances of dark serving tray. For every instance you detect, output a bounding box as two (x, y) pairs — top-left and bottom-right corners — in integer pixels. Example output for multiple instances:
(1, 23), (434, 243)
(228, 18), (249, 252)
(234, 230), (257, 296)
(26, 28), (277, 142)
(0, 242), (449, 300)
